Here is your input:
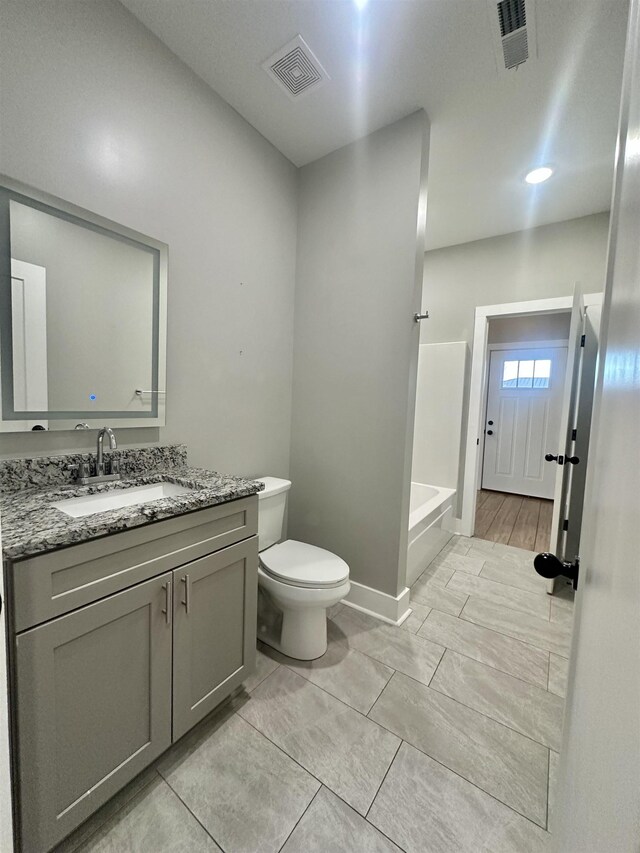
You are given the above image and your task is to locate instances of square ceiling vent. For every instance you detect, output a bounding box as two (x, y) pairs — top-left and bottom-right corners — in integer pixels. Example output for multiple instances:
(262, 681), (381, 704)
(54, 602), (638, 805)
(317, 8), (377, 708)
(263, 35), (329, 100)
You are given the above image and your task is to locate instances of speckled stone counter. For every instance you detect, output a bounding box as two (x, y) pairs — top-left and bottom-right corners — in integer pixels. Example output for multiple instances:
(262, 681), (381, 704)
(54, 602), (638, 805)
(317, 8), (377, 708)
(0, 446), (263, 560)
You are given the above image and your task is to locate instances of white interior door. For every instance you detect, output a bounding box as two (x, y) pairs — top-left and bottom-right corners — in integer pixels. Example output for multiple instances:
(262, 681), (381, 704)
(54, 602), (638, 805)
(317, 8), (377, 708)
(548, 288), (584, 562)
(481, 345), (567, 498)
(554, 2), (640, 846)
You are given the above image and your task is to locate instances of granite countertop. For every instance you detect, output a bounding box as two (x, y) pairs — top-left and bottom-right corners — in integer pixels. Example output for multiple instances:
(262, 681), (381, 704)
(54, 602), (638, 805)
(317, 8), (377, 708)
(0, 450), (264, 561)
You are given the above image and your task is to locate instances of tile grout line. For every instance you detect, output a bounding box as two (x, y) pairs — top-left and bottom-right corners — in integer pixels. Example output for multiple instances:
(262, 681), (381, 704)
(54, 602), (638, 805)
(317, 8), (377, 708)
(427, 644), (447, 688)
(417, 618), (551, 691)
(427, 673), (560, 752)
(445, 568), (552, 603)
(364, 665), (396, 715)
(275, 785), (322, 852)
(364, 739), (403, 821)
(457, 606), (571, 659)
(373, 663), (556, 752)
(156, 770), (231, 853)
(366, 708), (550, 830)
(239, 712), (405, 851)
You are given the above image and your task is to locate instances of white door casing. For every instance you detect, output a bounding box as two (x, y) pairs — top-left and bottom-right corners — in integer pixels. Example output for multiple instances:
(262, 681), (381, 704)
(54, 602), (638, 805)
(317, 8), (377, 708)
(553, 1), (640, 848)
(482, 345), (567, 499)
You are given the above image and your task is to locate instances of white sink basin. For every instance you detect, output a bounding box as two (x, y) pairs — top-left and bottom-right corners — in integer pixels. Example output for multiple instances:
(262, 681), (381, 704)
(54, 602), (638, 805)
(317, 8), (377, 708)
(51, 482), (194, 518)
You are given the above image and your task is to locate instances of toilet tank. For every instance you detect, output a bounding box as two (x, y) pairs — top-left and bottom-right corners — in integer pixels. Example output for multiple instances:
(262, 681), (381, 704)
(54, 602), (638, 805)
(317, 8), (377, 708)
(255, 477), (291, 551)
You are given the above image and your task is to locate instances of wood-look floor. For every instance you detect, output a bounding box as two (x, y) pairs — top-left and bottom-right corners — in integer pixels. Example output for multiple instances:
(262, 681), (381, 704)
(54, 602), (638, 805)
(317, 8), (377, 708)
(475, 490), (553, 552)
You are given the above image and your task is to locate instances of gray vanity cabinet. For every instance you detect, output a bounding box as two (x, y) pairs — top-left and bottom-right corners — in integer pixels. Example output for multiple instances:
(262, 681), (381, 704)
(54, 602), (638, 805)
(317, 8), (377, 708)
(172, 536), (258, 739)
(8, 496), (259, 853)
(15, 572), (173, 853)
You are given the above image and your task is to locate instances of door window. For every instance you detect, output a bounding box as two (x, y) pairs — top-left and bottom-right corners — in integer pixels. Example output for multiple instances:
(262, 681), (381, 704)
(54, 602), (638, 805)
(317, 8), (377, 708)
(502, 358), (551, 389)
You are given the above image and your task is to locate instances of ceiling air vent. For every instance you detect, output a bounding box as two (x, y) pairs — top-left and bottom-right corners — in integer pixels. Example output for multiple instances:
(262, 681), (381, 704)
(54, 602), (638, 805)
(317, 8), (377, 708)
(263, 35), (329, 100)
(488, 0), (537, 73)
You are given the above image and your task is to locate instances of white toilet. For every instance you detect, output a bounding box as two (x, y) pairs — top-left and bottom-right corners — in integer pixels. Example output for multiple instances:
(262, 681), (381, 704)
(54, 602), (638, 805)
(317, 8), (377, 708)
(256, 477), (350, 660)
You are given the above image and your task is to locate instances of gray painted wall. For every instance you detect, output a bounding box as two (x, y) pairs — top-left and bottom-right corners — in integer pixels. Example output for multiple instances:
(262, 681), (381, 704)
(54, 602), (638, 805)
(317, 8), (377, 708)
(487, 312), (571, 344)
(0, 0), (297, 475)
(420, 212), (610, 348)
(289, 112), (430, 598)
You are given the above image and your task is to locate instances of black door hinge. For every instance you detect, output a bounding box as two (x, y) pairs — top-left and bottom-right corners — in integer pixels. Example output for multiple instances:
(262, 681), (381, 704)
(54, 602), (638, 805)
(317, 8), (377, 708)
(580, 334), (586, 347)
(571, 428), (577, 441)
(562, 519), (569, 531)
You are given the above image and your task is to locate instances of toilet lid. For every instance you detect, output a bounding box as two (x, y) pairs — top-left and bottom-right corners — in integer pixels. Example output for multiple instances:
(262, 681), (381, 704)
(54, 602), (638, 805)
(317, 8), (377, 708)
(260, 540), (349, 587)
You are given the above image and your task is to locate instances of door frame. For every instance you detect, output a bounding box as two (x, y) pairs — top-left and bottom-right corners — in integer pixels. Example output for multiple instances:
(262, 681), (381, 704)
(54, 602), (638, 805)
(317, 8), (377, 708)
(461, 292), (603, 537)
(480, 339), (570, 498)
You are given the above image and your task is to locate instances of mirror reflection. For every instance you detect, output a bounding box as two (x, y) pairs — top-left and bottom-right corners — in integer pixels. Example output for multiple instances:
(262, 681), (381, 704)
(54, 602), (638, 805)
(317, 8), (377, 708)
(0, 182), (167, 431)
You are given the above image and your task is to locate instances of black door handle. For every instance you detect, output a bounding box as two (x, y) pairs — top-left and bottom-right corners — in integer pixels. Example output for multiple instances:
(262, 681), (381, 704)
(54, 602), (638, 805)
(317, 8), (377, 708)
(534, 552), (579, 590)
(565, 456), (580, 464)
(545, 454), (564, 464)
(486, 430), (493, 435)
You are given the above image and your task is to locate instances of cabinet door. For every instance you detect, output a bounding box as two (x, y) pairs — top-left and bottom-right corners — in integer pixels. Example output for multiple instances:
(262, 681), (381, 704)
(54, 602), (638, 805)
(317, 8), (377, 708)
(15, 573), (173, 853)
(172, 537), (258, 740)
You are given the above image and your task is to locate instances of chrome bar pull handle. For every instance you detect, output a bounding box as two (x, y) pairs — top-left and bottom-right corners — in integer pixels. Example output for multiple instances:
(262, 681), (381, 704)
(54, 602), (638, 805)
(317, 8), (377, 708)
(181, 574), (191, 614)
(414, 311), (429, 322)
(162, 580), (172, 625)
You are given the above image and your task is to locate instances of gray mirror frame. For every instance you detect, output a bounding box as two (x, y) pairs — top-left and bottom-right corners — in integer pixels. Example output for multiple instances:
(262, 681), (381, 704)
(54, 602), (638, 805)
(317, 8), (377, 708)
(0, 175), (167, 432)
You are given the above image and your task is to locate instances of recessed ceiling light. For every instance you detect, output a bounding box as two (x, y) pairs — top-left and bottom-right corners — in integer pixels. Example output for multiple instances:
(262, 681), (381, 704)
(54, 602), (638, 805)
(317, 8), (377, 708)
(525, 166), (553, 184)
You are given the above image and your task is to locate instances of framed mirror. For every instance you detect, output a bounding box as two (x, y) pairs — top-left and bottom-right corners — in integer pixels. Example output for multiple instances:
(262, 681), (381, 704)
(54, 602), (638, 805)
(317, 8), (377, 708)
(0, 176), (167, 432)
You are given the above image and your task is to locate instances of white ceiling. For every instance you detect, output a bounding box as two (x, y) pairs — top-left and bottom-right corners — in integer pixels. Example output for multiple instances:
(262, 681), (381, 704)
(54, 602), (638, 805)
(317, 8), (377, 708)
(121, 0), (629, 249)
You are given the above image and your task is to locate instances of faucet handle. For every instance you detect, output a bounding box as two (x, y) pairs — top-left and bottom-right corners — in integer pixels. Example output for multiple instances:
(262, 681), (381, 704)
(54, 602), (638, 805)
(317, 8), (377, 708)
(66, 461), (90, 482)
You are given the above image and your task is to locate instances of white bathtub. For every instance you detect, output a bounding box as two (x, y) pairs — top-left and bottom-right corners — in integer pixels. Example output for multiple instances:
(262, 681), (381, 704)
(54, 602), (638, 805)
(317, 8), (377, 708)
(407, 482), (456, 587)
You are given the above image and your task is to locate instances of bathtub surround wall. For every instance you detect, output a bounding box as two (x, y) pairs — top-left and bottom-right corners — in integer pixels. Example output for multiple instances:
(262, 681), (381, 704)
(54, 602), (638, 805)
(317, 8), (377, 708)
(289, 111), (430, 605)
(0, 0), (297, 476)
(411, 342), (467, 500)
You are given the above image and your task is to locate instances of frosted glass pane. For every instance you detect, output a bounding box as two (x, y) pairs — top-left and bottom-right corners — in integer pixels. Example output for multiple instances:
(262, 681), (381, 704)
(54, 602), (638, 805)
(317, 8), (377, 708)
(502, 360), (518, 388)
(517, 360), (534, 388)
(533, 359), (551, 388)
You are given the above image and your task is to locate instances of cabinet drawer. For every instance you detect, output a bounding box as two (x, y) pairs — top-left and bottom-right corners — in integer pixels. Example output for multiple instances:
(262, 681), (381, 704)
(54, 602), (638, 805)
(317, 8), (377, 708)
(11, 495), (257, 632)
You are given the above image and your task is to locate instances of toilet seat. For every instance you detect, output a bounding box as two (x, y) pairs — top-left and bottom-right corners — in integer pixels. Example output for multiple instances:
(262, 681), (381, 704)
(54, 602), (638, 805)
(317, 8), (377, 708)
(259, 539), (349, 589)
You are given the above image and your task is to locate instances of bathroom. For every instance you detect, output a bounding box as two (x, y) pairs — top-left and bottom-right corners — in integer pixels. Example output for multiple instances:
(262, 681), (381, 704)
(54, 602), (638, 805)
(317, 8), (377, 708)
(0, 1), (638, 852)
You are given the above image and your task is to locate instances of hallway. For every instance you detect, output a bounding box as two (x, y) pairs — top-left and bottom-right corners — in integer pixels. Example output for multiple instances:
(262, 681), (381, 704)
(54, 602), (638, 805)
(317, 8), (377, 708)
(475, 491), (553, 552)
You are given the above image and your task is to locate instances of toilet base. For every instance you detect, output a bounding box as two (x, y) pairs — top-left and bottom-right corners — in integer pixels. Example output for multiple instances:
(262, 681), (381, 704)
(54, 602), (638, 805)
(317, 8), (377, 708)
(257, 569), (350, 662)
(258, 602), (328, 661)
(281, 606), (328, 660)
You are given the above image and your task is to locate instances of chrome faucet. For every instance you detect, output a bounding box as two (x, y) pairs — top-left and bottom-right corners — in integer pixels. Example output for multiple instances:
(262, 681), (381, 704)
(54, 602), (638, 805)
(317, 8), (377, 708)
(96, 426), (117, 476)
(70, 426), (121, 485)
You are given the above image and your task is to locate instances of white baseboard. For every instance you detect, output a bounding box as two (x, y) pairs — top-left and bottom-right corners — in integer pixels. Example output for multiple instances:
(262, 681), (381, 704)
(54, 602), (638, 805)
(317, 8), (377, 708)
(342, 580), (411, 626)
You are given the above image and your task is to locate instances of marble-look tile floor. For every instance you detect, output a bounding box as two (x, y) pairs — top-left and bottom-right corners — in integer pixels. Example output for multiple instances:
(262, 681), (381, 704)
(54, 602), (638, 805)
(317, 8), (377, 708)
(56, 536), (574, 853)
